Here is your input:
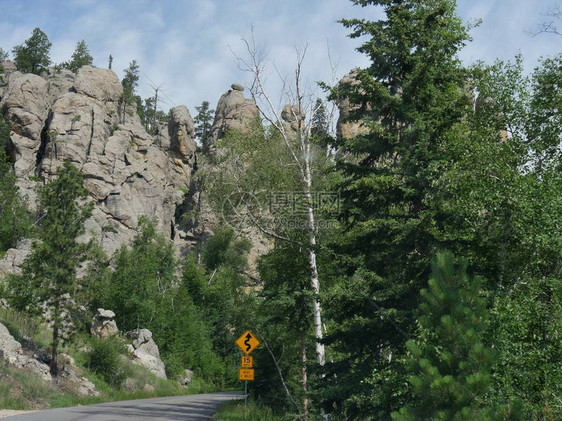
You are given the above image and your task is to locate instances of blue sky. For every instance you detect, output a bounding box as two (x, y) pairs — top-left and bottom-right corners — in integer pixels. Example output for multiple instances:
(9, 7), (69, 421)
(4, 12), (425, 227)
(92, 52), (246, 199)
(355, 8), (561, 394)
(0, 0), (560, 114)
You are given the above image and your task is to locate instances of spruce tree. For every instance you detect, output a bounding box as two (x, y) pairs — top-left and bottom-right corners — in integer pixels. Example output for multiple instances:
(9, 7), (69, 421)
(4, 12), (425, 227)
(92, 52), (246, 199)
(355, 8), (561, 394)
(12, 28), (52, 74)
(9, 163), (92, 375)
(393, 253), (499, 420)
(324, 0), (472, 416)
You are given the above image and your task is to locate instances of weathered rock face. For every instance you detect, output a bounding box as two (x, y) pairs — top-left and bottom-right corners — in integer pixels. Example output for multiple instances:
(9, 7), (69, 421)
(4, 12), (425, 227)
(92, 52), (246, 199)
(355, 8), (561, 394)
(281, 104), (305, 136)
(0, 65), (195, 260)
(0, 321), (51, 382)
(335, 69), (369, 140)
(0, 239), (31, 278)
(211, 83), (259, 143)
(168, 105), (196, 163)
(126, 329), (167, 379)
(90, 308), (119, 339)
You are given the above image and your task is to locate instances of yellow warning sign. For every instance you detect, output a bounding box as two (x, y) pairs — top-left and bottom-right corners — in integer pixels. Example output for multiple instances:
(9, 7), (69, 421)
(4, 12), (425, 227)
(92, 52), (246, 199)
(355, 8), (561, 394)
(241, 356), (253, 368)
(235, 330), (260, 355)
(239, 368), (255, 381)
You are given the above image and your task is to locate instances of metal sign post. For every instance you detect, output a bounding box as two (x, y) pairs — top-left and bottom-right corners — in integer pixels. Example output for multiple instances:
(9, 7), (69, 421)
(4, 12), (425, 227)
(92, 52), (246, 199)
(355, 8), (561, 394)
(236, 330), (260, 408)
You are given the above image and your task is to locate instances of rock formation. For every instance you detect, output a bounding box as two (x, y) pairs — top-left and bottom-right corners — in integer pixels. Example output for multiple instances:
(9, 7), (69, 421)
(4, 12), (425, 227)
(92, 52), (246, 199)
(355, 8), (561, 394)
(0, 64), (195, 262)
(90, 308), (119, 338)
(0, 321), (51, 382)
(211, 83), (259, 143)
(126, 328), (167, 379)
(334, 69), (369, 140)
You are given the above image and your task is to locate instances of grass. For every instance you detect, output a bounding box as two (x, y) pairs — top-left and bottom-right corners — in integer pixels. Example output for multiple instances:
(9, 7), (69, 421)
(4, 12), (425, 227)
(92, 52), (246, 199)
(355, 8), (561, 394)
(0, 307), (222, 412)
(0, 306), (51, 348)
(212, 400), (281, 421)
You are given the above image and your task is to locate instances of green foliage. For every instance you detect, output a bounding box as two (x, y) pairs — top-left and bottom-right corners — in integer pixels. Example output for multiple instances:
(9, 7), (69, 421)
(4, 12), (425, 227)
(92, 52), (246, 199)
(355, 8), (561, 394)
(325, 0), (472, 416)
(12, 28), (52, 74)
(0, 47), (8, 61)
(8, 162), (93, 375)
(194, 101), (214, 153)
(0, 114), (32, 253)
(104, 217), (175, 332)
(87, 337), (127, 387)
(99, 219), (233, 384)
(203, 226), (251, 272)
(63, 40), (93, 73)
(489, 279), (562, 419)
(122, 60), (140, 105)
(393, 253), (499, 420)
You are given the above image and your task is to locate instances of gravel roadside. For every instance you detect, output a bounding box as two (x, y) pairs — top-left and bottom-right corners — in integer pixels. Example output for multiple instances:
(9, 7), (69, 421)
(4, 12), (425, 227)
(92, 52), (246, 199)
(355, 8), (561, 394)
(0, 410), (36, 419)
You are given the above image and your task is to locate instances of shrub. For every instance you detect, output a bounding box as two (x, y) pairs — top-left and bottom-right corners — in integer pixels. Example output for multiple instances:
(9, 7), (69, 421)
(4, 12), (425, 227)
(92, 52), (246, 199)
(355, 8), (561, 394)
(86, 337), (126, 387)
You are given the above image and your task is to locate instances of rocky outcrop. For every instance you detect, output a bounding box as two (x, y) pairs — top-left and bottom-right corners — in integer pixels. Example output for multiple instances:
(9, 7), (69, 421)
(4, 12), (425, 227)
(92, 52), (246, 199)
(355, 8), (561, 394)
(281, 104), (305, 136)
(0, 65), (195, 261)
(168, 105), (196, 163)
(335, 69), (369, 140)
(211, 83), (259, 143)
(0, 321), (51, 382)
(90, 308), (119, 339)
(0, 239), (31, 278)
(126, 329), (166, 379)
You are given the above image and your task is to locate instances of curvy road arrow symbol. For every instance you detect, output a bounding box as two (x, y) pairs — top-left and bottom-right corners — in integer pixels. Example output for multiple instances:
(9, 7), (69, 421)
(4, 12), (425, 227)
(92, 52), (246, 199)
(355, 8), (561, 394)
(244, 333), (252, 352)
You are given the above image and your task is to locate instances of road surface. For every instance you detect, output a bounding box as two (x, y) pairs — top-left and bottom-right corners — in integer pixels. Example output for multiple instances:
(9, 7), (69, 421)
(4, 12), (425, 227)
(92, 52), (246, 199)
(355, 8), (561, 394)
(5, 392), (243, 421)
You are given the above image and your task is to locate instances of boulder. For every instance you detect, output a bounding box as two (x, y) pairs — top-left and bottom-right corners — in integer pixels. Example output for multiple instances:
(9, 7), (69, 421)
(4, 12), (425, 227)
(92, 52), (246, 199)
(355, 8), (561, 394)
(177, 369), (194, 387)
(90, 308), (119, 339)
(126, 329), (167, 379)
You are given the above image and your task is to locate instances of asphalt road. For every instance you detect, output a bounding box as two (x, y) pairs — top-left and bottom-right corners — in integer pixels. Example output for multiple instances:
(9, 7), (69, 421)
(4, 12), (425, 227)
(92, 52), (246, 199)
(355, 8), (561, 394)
(5, 392), (244, 421)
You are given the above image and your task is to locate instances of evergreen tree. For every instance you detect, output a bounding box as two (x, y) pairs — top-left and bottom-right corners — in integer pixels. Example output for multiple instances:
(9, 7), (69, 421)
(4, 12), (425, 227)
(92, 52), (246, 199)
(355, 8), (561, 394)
(311, 99), (328, 136)
(122, 60), (140, 103)
(393, 253), (499, 420)
(8, 163), (92, 375)
(12, 28), (52, 74)
(194, 101), (214, 153)
(64, 40), (93, 73)
(0, 48), (8, 61)
(120, 60), (141, 122)
(324, 0), (472, 416)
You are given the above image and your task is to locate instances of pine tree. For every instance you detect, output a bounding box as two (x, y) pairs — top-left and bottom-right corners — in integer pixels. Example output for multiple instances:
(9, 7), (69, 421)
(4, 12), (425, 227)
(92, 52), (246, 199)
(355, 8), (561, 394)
(8, 163), (92, 375)
(64, 40), (93, 73)
(194, 101), (214, 153)
(393, 253), (499, 420)
(12, 28), (52, 74)
(122, 60), (140, 105)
